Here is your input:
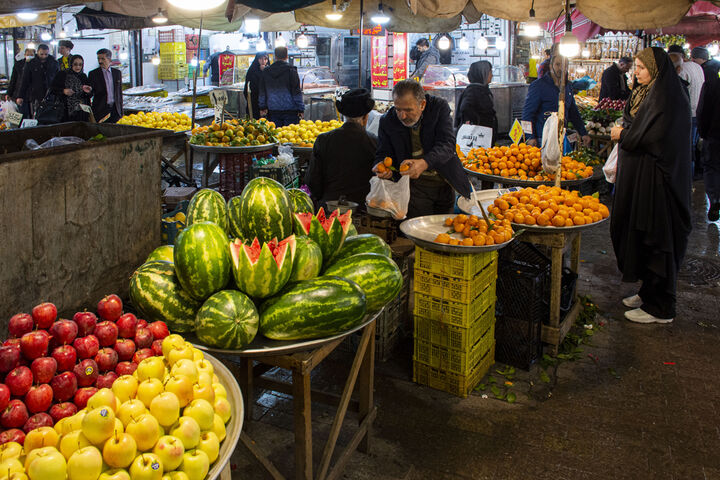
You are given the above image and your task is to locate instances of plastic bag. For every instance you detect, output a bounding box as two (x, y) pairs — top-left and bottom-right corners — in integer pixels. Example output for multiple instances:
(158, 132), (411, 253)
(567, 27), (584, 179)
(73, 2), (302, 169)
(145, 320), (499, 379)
(24, 136), (85, 150)
(603, 144), (619, 183)
(0, 100), (18, 121)
(276, 144), (294, 167)
(365, 175), (410, 220)
(541, 112), (561, 175)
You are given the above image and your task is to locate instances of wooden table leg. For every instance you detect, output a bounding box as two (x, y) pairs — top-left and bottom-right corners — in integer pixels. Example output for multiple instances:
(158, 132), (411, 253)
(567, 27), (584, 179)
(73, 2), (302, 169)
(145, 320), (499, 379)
(292, 369), (312, 480)
(357, 323), (375, 454)
(238, 358), (254, 422)
(549, 245), (563, 356)
(571, 233), (581, 273)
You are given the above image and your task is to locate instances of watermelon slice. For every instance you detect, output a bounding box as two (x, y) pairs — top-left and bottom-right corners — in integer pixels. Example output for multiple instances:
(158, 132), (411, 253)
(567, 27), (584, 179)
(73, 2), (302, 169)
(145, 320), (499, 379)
(293, 208), (352, 265)
(229, 235), (296, 299)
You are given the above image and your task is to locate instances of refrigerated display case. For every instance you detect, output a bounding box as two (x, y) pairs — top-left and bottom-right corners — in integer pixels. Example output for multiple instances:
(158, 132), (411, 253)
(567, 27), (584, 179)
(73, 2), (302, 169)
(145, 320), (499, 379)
(298, 67), (342, 122)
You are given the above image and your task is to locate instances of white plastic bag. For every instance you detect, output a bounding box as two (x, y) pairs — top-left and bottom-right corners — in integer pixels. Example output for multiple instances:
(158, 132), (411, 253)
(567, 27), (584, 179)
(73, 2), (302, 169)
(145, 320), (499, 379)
(603, 144), (619, 183)
(541, 112), (561, 175)
(366, 175), (410, 220)
(0, 100), (18, 121)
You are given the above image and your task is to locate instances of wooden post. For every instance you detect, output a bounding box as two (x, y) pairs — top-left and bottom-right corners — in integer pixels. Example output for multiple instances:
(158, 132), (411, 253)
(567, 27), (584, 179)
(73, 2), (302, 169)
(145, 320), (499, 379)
(292, 369), (313, 480)
(556, 55), (566, 188)
(191, 14), (203, 131)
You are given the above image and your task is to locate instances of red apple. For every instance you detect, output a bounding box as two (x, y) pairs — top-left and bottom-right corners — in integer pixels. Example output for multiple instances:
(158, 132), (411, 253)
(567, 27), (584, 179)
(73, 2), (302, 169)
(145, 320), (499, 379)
(133, 348), (154, 364)
(50, 372), (78, 402)
(115, 362), (137, 376)
(95, 371), (118, 389)
(30, 357), (57, 384)
(0, 345), (21, 373)
(136, 319), (148, 329)
(97, 294), (123, 321)
(31, 302), (57, 329)
(73, 387), (98, 409)
(24, 384), (53, 413)
(0, 399), (29, 429)
(134, 328), (154, 349)
(95, 321), (119, 347)
(49, 319), (78, 346)
(49, 402), (78, 423)
(116, 313), (138, 339)
(8, 313), (34, 338)
(0, 384), (10, 410)
(0, 428), (25, 445)
(95, 348), (118, 373)
(113, 339), (136, 362)
(23, 412), (53, 432)
(73, 335), (99, 360)
(5, 366), (33, 396)
(147, 321), (169, 341)
(73, 359), (98, 387)
(73, 311), (97, 337)
(3, 338), (21, 348)
(20, 330), (50, 360)
(151, 339), (163, 357)
(51, 345), (77, 372)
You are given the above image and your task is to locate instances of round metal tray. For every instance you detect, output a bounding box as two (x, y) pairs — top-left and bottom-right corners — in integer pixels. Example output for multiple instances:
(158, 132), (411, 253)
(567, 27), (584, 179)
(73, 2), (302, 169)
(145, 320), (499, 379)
(399, 214), (513, 253)
(511, 215), (608, 232)
(123, 87), (164, 96)
(289, 144), (314, 153)
(188, 311), (380, 357)
(204, 353), (243, 480)
(456, 189), (504, 216)
(189, 143), (278, 154)
(464, 169), (590, 187)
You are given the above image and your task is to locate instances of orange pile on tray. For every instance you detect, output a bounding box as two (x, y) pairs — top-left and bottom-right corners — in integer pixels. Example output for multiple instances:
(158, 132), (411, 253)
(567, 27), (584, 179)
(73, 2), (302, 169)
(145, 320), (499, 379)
(489, 186), (609, 227)
(459, 144), (594, 181)
(434, 214), (513, 246)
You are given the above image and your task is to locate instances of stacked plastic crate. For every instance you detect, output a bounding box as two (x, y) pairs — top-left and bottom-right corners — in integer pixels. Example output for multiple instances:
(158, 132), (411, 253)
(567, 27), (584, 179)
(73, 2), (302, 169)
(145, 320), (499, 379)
(412, 247), (497, 397)
(158, 28), (187, 80)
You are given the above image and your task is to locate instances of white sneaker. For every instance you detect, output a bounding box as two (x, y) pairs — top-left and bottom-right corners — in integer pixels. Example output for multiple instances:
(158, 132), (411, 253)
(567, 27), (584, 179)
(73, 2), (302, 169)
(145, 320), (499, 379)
(624, 308), (673, 324)
(622, 294), (643, 308)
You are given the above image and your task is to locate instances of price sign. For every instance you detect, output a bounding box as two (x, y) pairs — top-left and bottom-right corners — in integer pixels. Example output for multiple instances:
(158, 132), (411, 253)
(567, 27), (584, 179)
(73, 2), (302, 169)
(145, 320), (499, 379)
(509, 119), (524, 145)
(456, 124), (493, 154)
(20, 119), (38, 128)
(521, 120), (533, 135)
(209, 90), (228, 106)
(6, 111), (23, 126)
(214, 105), (224, 125)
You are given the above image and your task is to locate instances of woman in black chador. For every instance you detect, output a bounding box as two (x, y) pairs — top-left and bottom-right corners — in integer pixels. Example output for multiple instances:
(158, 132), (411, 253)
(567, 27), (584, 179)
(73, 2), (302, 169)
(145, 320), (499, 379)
(454, 60), (498, 146)
(609, 47), (692, 324)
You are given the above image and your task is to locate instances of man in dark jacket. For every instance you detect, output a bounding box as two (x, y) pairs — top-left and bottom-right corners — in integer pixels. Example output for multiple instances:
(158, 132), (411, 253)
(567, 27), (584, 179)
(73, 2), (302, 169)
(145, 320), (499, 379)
(410, 38), (440, 81)
(374, 80), (471, 218)
(598, 57), (631, 101)
(697, 74), (720, 221)
(259, 46), (304, 127)
(691, 46), (720, 83)
(7, 49), (34, 99)
(88, 48), (123, 123)
(306, 89), (377, 208)
(17, 44), (59, 117)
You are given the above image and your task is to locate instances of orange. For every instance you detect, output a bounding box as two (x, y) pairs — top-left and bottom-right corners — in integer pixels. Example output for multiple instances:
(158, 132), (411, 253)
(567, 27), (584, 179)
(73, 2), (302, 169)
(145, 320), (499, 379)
(399, 164), (410, 172)
(435, 233), (451, 244)
(449, 238), (460, 246)
(383, 157), (393, 167)
(537, 214), (550, 226)
(444, 217), (454, 226)
(454, 223), (465, 233)
(462, 238), (474, 246)
(573, 215), (585, 225)
(485, 235), (495, 246)
(565, 218), (574, 227)
(473, 234), (486, 246)
(524, 215), (537, 225)
(514, 213), (525, 224)
(599, 204), (610, 218)
(552, 215), (565, 227)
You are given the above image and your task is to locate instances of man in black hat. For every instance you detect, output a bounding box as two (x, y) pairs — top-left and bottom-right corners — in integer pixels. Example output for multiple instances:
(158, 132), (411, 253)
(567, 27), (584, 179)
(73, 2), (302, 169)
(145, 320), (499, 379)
(58, 40), (75, 72)
(305, 88), (377, 208)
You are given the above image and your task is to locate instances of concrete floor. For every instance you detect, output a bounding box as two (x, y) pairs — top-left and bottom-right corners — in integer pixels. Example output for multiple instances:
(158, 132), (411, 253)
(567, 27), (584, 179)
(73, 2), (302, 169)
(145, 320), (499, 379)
(227, 181), (720, 480)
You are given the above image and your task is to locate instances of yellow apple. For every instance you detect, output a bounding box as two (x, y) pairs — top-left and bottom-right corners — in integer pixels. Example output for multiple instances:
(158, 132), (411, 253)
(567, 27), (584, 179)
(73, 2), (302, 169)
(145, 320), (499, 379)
(27, 446), (66, 480)
(98, 468), (131, 480)
(150, 392), (180, 428)
(54, 417), (71, 436)
(0, 442), (22, 462)
(59, 431), (92, 460)
(81, 407), (116, 446)
(163, 376), (193, 408)
(117, 399), (147, 427)
(179, 449), (208, 480)
(183, 400), (214, 431)
(152, 435), (184, 471)
(102, 432), (137, 469)
(213, 397), (232, 424)
(24, 426), (60, 453)
(129, 453), (163, 480)
(126, 414), (161, 452)
(137, 378), (164, 408)
(212, 374), (219, 384)
(194, 359), (213, 378)
(210, 414), (226, 442)
(0, 458), (24, 477)
(112, 375), (139, 403)
(67, 446), (103, 480)
(168, 417), (200, 450)
(191, 348), (204, 362)
(6, 472), (29, 480)
(163, 472), (189, 480)
(87, 388), (117, 412)
(196, 431), (219, 463)
(192, 383), (215, 404)
(136, 357), (166, 382)
(114, 418), (124, 435)
(212, 383), (227, 399)
(166, 345), (194, 366)
(66, 410), (87, 432)
(161, 335), (185, 357)
(170, 359), (198, 383)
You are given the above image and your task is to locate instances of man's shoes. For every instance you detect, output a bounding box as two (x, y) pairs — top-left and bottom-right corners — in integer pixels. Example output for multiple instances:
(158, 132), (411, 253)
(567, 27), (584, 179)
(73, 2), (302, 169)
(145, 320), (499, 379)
(622, 294), (643, 308)
(624, 308), (673, 324)
(708, 203), (720, 222)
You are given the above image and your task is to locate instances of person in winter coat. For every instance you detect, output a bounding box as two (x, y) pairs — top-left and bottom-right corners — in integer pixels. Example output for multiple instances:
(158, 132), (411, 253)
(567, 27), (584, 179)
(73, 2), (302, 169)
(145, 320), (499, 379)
(57, 40), (75, 71)
(697, 69), (720, 221)
(243, 52), (269, 119)
(258, 46), (304, 127)
(691, 46), (720, 83)
(454, 60), (498, 145)
(410, 38), (440, 81)
(16, 44), (59, 117)
(7, 48), (35, 100)
(598, 57), (631, 101)
(49, 55), (92, 122)
(88, 48), (123, 123)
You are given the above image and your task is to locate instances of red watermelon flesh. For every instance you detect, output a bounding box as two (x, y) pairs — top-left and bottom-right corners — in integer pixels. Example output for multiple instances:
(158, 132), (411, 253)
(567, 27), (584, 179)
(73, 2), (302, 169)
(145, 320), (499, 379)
(230, 235), (296, 298)
(293, 208), (352, 265)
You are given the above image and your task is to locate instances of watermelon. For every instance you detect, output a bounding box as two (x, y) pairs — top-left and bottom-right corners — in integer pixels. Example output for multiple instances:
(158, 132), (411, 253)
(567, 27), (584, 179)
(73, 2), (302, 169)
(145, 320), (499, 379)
(331, 234), (391, 263)
(289, 237), (323, 282)
(323, 253), (403, 312)
(174, 222), (231, 301)
(195, 290), (259, 349)
(260, 277), (367, 340)
(347, 224), (358, 237)
(187, 188), (229, 233)
(129, 261), (202, 333)
(229, 235), (296, 298)
(293, 208), (352, 265)
(237, 177), (293, 244)
(287, 188), (314, 213)
(146, 245), (174, 263)
(227, 196), (243, 239)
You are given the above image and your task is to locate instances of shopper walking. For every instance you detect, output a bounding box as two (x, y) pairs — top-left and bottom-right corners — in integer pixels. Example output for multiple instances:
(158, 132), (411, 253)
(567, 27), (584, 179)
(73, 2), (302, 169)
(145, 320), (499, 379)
(16, 44), (59, 118)
(690, 47), (720, 83)
(409, 38), (440, 81)
(88, 48), (123, 123)
(243, 52), (269, 119)
(49, 55), (92, 122)
(697, 68), (720, 221)
(258, 46), (304, 127)
(374, 79), (471, 218)
(536, 49), (551, 78)
(7, 48), (34, 117)
(598, 57), (632, 101)
(57, 40), (75, 71)
(609, 47), (692, 324)
(454, 60), (498, 145)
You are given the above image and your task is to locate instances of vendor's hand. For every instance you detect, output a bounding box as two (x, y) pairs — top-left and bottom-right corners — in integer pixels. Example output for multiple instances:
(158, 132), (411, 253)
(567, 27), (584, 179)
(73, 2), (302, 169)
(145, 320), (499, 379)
(63, 88), (73, 96)
(16, 98), (23, 105)
(610, 126), (623, 142)
(373, 163), (392, 179)
(527, 138), (537, 147)
(298, 112), (304, 119)
(582, 135), (591, 146)
(82, 85), (92, 93)
(400, 159), (429, 179)
(260, 109), (268, 117)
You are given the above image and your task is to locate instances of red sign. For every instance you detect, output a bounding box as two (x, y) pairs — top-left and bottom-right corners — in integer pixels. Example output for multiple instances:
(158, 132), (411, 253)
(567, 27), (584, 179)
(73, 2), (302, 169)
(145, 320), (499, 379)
(371, 35), (389, 88)
(355, 25), (385, 36)
(392, 33), (408, 85)
(218, 54), (235, 86)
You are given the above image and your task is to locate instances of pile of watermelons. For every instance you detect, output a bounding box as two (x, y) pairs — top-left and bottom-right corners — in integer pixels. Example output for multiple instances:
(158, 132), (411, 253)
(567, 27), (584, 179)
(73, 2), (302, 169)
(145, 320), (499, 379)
(129, 180), (403, 349)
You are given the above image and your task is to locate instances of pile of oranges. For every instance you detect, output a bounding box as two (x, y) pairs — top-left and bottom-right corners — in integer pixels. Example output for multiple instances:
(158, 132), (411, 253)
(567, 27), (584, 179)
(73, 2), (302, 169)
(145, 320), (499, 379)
(459, 143), (594, 181)
(434, 214), (513, 246)
(489, 186), (609, 228)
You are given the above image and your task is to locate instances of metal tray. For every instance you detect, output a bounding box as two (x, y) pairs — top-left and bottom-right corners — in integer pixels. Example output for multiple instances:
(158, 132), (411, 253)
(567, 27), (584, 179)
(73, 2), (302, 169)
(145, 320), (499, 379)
(512, 216), (608, 233)
(464, 169), (590, 187)
(188, 311), (380, 357)
(365, 204), (396, 219)
(288, 144), (314, 153)
(123, 86), (165, 96)
(189, 143), (278, 154)
(399, 214), (513, 253)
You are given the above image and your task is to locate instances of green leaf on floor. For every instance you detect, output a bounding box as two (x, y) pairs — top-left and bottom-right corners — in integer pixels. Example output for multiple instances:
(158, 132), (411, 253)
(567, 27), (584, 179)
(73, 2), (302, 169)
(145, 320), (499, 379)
(506, 392), (517, 403)
(539, 370), (551, 383)
(490, 385), (501, 397)
(488, 376), (497, 384)
(608, 367), (621, 379)
(475, 383), (487, 391)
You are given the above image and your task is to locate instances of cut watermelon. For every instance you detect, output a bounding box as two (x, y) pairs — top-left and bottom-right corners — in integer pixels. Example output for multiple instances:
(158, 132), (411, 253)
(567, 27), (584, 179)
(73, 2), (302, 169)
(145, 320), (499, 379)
(230, 235), (296, 299)
(293, 208), (352, 265)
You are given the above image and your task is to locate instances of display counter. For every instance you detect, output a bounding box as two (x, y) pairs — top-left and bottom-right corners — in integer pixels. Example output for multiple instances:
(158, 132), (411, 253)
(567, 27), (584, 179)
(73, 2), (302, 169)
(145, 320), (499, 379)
(299, 66), (343, 122)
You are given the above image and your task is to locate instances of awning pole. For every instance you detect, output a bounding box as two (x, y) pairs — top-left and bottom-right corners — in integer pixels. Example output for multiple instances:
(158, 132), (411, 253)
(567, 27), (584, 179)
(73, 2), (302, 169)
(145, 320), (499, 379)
(191, 13), (203, 130)
(358, 0), (364, 88)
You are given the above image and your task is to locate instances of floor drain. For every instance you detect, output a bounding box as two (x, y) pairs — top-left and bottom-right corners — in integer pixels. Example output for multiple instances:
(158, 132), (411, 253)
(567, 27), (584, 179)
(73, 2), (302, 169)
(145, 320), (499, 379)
(679, 256), (720, 286)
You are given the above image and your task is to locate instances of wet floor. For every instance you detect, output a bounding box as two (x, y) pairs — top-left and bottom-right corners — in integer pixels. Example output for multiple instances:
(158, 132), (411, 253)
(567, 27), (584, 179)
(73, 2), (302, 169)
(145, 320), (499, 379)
(226, 181), (720, 480)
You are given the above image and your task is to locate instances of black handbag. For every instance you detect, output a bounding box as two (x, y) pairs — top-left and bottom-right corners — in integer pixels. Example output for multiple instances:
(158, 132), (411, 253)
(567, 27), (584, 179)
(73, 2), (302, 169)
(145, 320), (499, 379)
(35, 92), (67, 125)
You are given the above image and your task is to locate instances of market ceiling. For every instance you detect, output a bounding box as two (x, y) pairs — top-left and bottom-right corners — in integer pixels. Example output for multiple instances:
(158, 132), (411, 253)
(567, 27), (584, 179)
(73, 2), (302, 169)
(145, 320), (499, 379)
(0, 0), (718, 32)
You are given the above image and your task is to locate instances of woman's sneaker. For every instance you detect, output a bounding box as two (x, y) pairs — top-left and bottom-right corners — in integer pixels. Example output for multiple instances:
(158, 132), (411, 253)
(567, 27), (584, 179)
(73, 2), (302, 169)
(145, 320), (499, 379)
(624, 308), (673, 324)
(622, 294), (642, 308)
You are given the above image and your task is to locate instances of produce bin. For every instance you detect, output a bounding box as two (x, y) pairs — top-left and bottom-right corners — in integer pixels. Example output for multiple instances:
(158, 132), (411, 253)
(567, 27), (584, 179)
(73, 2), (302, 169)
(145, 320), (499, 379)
(0, 122), (168, 332)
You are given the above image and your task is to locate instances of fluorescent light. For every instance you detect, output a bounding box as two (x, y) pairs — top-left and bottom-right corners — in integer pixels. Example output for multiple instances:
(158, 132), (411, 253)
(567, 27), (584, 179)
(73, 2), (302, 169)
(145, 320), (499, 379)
(476, 36), (488, 50)
(244, 18), (260, 34)
(16, 11), (38, 21)
(275, 33), (286, 47)
(438, 35), (451, 51)
(370, 3), (390, 25)
(58, 30), (67, 39)
(152, 9), (168, 24)
(27, 42), (37, 50)
(458, 34), (469, 50)
(41, 32), (52, 41)
(119, 51), (129, 60)
(531, 54), (541, 60)
(256, 39), (267, 51)
(326, 0), (343, 20)
(495, 38), (506, 50)
(167, 0), (225, 10)
(559, 32), (580, 58)
(296, 34), (309, 49)
(151, 55), (161, 65)
(50, 40), (58, 46)
(581, 48), (590, 58)
(522, 2), (541, 38)
(684, 43), (690, 51)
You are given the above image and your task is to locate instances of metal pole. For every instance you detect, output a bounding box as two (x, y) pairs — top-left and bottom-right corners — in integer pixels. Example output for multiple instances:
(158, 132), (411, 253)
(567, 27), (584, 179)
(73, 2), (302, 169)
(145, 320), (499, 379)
(358, 0), (364, 88)
(3, 35), (9, 83)
(191, 14), (203, 130)
(556, 56), (566, 188)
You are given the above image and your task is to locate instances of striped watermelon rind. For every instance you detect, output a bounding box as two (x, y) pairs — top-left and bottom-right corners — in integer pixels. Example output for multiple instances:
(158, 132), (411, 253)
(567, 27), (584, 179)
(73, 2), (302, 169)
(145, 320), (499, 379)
(174, 222), (231, 301)
(346, 224), (358, 237)
(229, 235), (297, 299)
(187, 188), (229, 233)
(293, 208), (352, 266)
(238, 177), (293, 244)
(227, 196), (243, 239)
(323, 253), (403, 312)
(330, 234), (391, 263)
(287, 188), (314, 214)
(129, 261), (202, 333)
(195, 290), (259, 349)
(260, 276), (367, 341)
(289, 237), (323, 282)
(146, 245), (174, 263)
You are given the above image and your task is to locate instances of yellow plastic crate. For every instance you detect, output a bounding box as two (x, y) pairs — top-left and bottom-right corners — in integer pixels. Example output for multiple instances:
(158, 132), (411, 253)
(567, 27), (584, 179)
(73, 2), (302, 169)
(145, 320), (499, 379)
(413, 282), (496, 328)
(158, 64), (188, 80)
(413, 257), (497, 304)
(160, 52), (187, 64)
(413, 345), (495, 398)
(415, 246), (497, 280)
(414, 324), (494, 375)
(414, 304), (495, 350)
(159, 42), (186, 54)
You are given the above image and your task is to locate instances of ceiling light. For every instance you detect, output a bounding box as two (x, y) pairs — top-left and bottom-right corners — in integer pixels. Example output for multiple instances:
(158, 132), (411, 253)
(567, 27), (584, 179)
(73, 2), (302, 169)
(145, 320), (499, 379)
(495, 38), (506, 50)
(167, 0), (225, 10)
(581, 48), (590, 58)
(275, 33), (286, 47)
(522, 1), (541, 38)
(151, 55), (161, 65)
(16, 11), (38, 21)
(58, 30), (67, 39)
(326, 0), (343, 21)
(152, 9), (168, 24)
(370, 3), (390, 25)
(559, 32), (580, 57)
(684, 43), (690, 51)
(476, 36), (488, 50)
(27, 42), (37, 50)
(296, 33), (309, 49)
(190, 58), (198, 66)
(458, 33), (469, 50)
(709, 44), (719, 56)
(119, 50), (129, 60)
(71, 32), (80, 38)
(244, 18), (260, 34)
(40, 32), (52, 41)
(50, 40), (58, 46)
(576, 67), (586, 74)
(256, 39), (267, 51)
(438, 35), (451, 51)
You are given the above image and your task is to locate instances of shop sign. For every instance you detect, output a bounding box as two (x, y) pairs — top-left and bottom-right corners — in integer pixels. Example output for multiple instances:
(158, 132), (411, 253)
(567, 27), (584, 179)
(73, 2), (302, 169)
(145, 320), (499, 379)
(371, 35), (388, 88)
(456, 124), (493, 153)
(392, 33), (408, 85)
(218, 54), (235, 86)
(355, 25), (385, 36)
(509, 119), (524, 145)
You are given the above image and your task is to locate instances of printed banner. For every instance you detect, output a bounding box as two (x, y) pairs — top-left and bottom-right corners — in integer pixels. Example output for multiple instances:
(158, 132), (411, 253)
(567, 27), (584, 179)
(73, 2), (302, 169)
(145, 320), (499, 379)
(371, 35), (388, 89)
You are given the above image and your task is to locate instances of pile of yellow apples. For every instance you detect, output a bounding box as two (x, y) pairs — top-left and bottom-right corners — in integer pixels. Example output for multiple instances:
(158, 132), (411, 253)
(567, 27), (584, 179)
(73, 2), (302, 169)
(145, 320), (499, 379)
(0, 334), (232, 480)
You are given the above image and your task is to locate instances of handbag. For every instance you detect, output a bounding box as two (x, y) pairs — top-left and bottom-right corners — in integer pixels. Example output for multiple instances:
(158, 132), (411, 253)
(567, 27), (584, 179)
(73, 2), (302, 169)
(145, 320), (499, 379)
(35, 92), (67, 125)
